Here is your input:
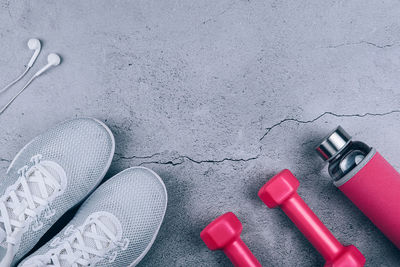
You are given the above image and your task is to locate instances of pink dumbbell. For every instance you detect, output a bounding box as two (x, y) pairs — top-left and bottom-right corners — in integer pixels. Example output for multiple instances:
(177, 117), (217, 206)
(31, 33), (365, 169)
(258, 169), (365, 267)
(201, 212), (262, 267)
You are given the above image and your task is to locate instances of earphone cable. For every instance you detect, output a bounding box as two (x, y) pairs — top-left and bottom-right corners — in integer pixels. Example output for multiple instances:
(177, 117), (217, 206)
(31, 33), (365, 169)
(0, 75), (37, 115)
(0, 66), (31, 94)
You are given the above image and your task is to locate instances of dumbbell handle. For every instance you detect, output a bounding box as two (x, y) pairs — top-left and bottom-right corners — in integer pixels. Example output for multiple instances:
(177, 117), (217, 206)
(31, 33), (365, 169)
(281, 193), (344, 261)
(223, 238), (262, 267)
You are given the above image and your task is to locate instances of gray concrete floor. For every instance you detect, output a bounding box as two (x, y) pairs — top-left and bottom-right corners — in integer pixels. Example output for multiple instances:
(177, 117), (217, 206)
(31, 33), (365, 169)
(1, 0), (400, 266)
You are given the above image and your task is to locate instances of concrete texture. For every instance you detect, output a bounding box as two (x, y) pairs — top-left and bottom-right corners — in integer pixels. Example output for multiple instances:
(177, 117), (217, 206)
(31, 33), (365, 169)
(0, 0), (400, 266)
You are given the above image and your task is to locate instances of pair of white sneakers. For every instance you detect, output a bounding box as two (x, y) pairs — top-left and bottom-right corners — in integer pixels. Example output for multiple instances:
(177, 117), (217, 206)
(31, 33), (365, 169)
(0, 118), (167, 267)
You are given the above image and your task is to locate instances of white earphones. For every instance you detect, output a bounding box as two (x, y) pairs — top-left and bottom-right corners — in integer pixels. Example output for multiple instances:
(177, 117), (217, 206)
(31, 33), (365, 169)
(0, 53), (62, 115)
(0, 38), (42, 94)
(33, 53), (61, 77)
(27, 38), (42, 67)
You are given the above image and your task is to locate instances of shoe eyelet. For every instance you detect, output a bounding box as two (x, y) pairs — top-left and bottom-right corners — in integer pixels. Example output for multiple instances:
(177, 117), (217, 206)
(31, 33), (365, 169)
(32, 220), (43, 231)
(64, 225), (75, 236)
(44, 208), (56, 219)
(107, 251), (118, 263)
(120, 238), (130, 250)
(50, 237), (62, 247)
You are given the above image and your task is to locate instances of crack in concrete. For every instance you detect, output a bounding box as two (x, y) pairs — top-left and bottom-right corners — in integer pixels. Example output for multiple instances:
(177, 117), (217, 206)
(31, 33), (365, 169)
(115, 110), (400, 166)
(324, 41), (398, 49)
(113, 152), (160, 162)
(139, 154), (260, 166)
(114, 150), (259, 166)
(259, 110), (400, 141)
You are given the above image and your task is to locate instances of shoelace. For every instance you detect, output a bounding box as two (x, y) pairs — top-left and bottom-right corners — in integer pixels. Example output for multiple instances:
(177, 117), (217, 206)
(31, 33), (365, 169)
(33, 217), (127, 267)
(0, 155), (62, 266)
(0, 155), (62, 243)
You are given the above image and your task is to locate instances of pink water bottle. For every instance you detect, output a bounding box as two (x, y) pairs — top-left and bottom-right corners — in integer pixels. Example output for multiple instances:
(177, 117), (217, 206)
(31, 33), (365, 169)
(316, 126), (400, 249)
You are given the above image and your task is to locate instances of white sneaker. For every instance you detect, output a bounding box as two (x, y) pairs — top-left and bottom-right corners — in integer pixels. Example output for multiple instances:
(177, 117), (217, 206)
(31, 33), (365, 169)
(0, 118), (115, 266)
(19, 167), (167, 267)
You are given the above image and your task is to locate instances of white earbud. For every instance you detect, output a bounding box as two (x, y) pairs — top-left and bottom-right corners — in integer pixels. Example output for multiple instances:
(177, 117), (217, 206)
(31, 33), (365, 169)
(27, 38), (41, 67)
(0, 38), (42, 94)
(0, 53), (62, 115)
(33, 53), (61, 77)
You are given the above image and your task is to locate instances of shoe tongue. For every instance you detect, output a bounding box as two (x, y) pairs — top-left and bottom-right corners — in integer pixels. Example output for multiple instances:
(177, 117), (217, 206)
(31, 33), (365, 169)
(57, 216), (118, 266)
(9, 165), (57, 218)
(27, 164), (61, 200)
(82, 216), (118, 249)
